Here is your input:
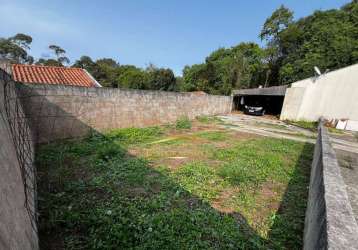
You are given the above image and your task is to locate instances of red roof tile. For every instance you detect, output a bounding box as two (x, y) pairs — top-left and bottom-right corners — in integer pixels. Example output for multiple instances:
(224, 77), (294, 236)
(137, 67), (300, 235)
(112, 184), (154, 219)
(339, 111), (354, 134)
(12, 64), (98, 87)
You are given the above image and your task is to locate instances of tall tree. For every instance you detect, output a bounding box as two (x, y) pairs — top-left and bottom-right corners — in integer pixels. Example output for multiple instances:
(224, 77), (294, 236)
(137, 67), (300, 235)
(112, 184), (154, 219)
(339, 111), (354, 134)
(37, 45), (70, 66)
(146, 64), (177, 91)
(182, 42), (266, 95)
(270, 1), (357, 83)
(260, 5), (294, 85)
(116, 66), (148, 89)
(49, 45), (70, 65)
(0, 33), (34, 64)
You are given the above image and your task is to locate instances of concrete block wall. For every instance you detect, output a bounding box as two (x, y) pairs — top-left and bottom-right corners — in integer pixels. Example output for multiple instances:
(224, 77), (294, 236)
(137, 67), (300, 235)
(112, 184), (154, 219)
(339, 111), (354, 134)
(18, 84), (233, 143)
(0, 69), (38, 250)
(303, 121), (358, 250)
(280, 63), (358, 122)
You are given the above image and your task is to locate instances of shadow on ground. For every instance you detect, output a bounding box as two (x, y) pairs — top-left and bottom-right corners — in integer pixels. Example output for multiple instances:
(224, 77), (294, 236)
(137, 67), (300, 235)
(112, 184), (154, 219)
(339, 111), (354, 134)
(29, 90), (313, 249)
(37, 138), (312, 250)
(268, 143), (312, 249)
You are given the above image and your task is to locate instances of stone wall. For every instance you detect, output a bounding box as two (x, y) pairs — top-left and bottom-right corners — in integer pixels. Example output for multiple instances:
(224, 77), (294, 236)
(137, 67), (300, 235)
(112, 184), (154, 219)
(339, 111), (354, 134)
(18, 84), (233, 143)
(0, 69), (38, 249)
(303, 121), (358, 250)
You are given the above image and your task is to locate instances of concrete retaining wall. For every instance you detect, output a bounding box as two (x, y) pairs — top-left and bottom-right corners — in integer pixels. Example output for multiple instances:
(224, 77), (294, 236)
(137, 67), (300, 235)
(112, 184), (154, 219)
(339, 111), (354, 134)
(304, 121), (358, 250)
(18, 84), (233, 143)
(0, 70), (38, 249)
(281, 63), (358, 122)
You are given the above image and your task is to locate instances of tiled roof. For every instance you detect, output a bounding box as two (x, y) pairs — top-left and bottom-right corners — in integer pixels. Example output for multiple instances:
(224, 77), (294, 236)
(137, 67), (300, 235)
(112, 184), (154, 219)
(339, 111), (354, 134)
(12, 64), (97, 87)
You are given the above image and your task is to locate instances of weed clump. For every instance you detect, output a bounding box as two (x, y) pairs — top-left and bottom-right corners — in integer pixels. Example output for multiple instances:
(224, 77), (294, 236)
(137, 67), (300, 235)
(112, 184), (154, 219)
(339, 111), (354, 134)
(286, 120), (318, 131)
(175, 116), (192, 129)
(106, 126), (162, 144)
(96, 143), (125, 161)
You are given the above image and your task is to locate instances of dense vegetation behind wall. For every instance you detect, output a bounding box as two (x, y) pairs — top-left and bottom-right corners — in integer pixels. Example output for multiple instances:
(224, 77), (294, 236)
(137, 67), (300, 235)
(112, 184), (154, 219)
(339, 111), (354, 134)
(18, 84), (232, 143)
(0, 69), (38, 249)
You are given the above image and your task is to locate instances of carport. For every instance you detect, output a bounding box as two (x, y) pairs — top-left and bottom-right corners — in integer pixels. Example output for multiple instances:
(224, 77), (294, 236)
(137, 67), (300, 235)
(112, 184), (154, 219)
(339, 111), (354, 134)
(232, 85), (288, 115)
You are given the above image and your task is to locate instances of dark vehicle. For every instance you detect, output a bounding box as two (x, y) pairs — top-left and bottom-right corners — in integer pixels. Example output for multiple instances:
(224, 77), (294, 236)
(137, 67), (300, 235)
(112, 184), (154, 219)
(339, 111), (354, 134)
(244, 105), (266, 116)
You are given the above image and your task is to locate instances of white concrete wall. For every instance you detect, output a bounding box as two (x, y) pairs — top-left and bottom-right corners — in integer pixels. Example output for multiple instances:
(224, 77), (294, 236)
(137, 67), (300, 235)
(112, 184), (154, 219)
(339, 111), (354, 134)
(280, 87), (307, 120)
(280, 63), (358, 122)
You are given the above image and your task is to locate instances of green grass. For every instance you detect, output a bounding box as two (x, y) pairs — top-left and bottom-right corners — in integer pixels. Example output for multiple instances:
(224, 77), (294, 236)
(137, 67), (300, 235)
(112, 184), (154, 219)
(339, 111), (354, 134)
(175, 116), (192, 129)
(327, 127), (344, 134)
(37, 125), (313, 250)
(286, 120), (318, 131)
(195, 131), (228, 141)
(105, 126), (163, 144)
(196, 115), (222, 124)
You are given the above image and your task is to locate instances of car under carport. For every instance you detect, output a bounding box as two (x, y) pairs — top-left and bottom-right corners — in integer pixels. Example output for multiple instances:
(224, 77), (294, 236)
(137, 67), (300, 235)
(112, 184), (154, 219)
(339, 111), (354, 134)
(232, 85), (288, 116)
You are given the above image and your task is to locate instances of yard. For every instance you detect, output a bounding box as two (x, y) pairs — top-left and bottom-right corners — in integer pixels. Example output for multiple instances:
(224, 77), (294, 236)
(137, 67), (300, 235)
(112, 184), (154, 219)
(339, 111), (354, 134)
(36, 117), (313, 250)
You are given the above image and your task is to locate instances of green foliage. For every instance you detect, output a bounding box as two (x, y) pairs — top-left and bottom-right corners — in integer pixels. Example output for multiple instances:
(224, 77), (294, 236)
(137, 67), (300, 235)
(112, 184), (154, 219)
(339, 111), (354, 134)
(327, 127), (344, 134)
(182, 43), (267, 95)
(286, 120), (318, 131)
(195, 131), (228, 141)
(277, 2), (358, 83)
(73, 56), (179, 90)
(36, 44), (70, 67)
(36, 58), (63, 67)
(175, 116), (192, 129)
(196, 115), (221, 124)
(0, 33), (33, 63)
(173, 162), (226, 201)
(117, 66), (148, 89)
(105, 126), (163, 144)
(260, 5), (294, 41)
(96, 142), (126, 161)
(182, 1), (358, 93)
(146, 65), (177, 91)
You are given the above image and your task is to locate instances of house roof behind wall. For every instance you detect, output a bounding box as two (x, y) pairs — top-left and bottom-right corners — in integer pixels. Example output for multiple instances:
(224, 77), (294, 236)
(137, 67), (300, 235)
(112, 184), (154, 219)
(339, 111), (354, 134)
(12, 64), (100, 87)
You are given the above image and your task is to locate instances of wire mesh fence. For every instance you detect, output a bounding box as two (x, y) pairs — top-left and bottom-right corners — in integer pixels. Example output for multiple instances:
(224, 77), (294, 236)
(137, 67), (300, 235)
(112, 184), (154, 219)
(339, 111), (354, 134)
(0, 65), (38, 233)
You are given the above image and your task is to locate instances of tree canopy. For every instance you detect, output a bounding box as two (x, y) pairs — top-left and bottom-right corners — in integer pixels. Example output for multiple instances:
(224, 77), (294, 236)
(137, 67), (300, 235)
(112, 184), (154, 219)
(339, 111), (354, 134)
(0, 33), (34, 64)
(36, 45), (70, 67)
(182, 1), (358, 94)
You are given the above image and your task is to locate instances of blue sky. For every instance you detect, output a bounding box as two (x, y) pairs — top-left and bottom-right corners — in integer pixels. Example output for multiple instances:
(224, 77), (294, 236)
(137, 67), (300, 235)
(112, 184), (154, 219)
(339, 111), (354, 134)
(0, 0), (350, 75)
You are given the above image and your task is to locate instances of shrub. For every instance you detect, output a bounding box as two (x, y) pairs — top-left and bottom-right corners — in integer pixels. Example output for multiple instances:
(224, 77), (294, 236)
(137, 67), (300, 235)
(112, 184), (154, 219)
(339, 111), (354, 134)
(96, 143), (125, 161)
(175, 116), (192, 129)
(106, 127), (162, 144)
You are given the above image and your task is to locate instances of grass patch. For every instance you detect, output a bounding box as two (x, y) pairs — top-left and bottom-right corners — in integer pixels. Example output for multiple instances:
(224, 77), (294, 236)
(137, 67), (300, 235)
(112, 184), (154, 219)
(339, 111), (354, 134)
(195, 131), (228, 141)
(196, 115), (222, 124)
(37, 124), (313, 249)
(105, 126), (162, 144)
(327, 127), (344, 134)
(286, 120), (318, 131)
(175, 116), (192, 129)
